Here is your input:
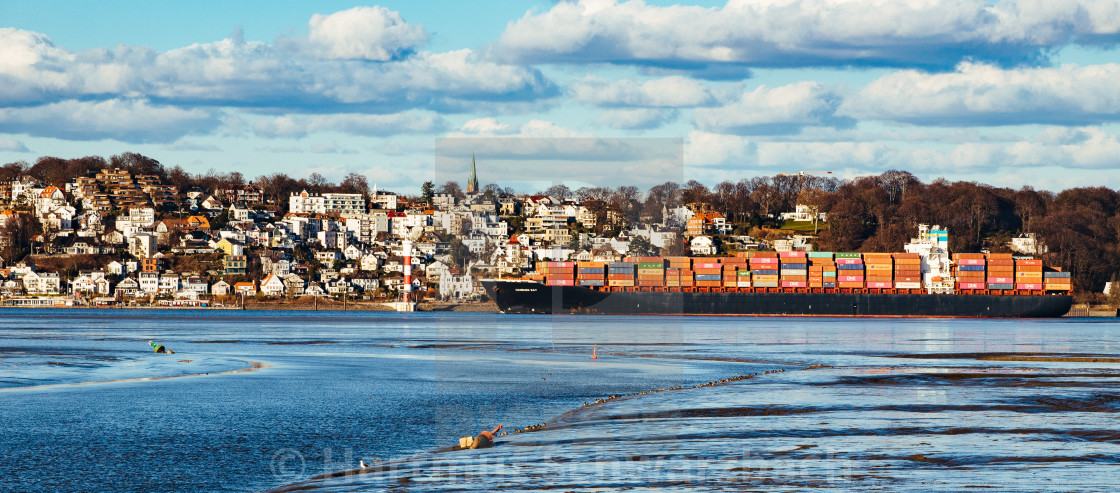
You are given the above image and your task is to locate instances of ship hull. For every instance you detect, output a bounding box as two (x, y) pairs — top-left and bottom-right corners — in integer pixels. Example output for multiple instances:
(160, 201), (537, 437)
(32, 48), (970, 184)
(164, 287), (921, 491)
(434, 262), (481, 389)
(481, 280), (1073, 318)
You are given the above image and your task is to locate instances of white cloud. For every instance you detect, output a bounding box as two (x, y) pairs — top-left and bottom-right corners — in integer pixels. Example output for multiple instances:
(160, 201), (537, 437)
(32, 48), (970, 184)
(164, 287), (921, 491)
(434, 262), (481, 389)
(254, 112), (446, 138)
(459, 118), (516, 135)
(494, 0), (1120, 71)
(597, 108), (676, 130)
(843, 62), (1120, 126)
(0, 24), (554, 111)
(694, 81), (852, 134)
(164, 139), (221, 151)
(0, 137), (30, 152)
(571, 76), (714, 107)
(307, 6), (427, 61)
(686, 126), (1120, 175)
(309, 140), (357, 154)
(0, 99), (220, 143)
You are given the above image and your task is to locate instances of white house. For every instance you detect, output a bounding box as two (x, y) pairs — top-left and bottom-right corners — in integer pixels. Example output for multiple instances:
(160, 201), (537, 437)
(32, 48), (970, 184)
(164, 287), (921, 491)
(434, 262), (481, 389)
(779, 204), (828, 222)
(439, 270), (480, 300)
(211, 280), (231, 296)
(690, 236), (716, 256)
(22, 271), (62, 295)
(138, 272), (160, 294)
(260, 273), (286, 296)
(158, 273), (180, 294)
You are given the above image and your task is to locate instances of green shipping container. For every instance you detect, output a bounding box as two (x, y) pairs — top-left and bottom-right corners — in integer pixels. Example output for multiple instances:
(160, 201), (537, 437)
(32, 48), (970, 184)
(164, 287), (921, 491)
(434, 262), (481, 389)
(737, 270), (752, 276)
(808, 252), (834, 258)
(835, 252), (861, 258)
(636, 262), (665, 269)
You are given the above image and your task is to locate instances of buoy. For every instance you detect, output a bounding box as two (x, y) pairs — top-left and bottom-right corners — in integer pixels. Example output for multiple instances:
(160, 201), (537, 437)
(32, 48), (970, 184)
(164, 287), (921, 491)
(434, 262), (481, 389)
(591, 344), (598, 360)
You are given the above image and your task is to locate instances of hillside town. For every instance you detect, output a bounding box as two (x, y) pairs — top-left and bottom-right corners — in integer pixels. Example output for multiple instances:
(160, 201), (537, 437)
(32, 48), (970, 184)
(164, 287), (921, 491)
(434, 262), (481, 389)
(0, 154), (815, 307)
(1, 152), (1117, 308)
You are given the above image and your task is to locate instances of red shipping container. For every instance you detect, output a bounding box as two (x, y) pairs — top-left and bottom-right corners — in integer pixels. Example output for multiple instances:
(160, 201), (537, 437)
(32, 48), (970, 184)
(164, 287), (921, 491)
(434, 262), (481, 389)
(839, 275), (864, 282)
(779, 251), (807, 258)
(836, 258), (863, 265)
(780, 280), (807, 288)
(988, 277), (1014, 283)
(957, 282), (986, 290)
(546, 279), (574, 286)
(749, 258), (779, 264)
(959, 259), (986, 266)
(866, 281), (892, 288)
(694, 262), (721, 269)
(1016, 283), (1043, 290)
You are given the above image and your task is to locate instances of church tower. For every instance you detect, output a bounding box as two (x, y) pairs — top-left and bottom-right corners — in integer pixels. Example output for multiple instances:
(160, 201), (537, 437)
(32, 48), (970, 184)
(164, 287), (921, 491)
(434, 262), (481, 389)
(467, 151), (479, 194)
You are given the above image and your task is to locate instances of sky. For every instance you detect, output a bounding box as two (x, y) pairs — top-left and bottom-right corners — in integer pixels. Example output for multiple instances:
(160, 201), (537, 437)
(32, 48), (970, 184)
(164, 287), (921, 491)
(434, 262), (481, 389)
(2, 0), (1120, 194)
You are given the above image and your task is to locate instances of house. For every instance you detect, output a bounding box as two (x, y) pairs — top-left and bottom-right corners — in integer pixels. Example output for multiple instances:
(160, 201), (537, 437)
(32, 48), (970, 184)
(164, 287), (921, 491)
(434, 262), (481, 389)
(129, 233), (158, 258)
(183, 277), (209, 294)
(115, 277), (139, 298)
(779, 204), (828, 222)
(260, 273), (286, 296)
(233, 282), (257, 296)
(106, 261), (125, 275)
(223, 255), (247, 275)
(283, 275), (305, 296)
(686, 212), (729, 237)
(304, 282), (326, 297)
(22, 271), (62, 295)
(138, 272), (160, 294)
(158, 273), (181, 294)
(439, 270), (480, 300)
(1010, 233), (1047, 255)
(211, 280), (231, 296)
(690, 236), (716, 255)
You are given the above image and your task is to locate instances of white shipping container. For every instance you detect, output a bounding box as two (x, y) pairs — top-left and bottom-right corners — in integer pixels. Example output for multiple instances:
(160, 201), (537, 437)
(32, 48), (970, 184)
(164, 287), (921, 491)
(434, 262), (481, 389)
(894, 282), (922, 289)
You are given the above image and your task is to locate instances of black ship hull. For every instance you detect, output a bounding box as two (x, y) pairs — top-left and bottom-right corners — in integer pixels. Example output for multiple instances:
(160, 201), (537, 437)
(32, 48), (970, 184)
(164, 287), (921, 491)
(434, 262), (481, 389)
(481, 280), (1073, 318)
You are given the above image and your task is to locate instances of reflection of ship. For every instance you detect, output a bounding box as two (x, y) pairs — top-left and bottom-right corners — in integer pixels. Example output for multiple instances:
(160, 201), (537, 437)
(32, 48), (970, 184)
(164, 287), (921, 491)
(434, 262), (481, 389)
(480, 279), (1073, 317)
(482, 225), (1074, 318)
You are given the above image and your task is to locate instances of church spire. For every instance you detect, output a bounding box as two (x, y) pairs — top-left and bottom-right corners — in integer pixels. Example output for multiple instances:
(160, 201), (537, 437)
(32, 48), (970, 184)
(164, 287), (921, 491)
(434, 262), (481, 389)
(467, 151), (479, 193)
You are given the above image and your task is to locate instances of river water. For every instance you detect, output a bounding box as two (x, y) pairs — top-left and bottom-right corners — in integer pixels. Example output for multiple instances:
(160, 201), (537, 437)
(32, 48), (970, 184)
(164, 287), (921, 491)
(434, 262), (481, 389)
(1, 309), (1117, 492)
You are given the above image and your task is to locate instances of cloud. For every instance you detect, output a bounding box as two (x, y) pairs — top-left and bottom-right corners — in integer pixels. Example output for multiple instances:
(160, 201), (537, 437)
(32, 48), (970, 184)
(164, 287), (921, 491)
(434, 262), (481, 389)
(0, 99), (220, 143)
(571, 76), (715, 107)
(0, 22), (555, 111)
(164, 139), (221, 151)
(309, 140), (358, 154)
(493, 0), (1120, 72)
(843, 62), (1120, 126)
(694, 81), (853, 135)
(307, 6), (427, 61)
(459, 118), (516, 135)
(686, 126), (1120, 176)
(0, 137), (30, 152)
(254, 112), (446, 138)
(597, 108), (677, 130)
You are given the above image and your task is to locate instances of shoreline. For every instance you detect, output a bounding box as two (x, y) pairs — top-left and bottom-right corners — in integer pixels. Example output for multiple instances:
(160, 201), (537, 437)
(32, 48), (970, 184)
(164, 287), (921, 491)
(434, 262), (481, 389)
(0, 299), (500, 312)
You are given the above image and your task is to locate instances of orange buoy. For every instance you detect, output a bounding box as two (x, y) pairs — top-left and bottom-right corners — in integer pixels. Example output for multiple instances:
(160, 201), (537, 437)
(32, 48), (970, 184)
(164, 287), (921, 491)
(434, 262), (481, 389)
(591, 344), (598, 360)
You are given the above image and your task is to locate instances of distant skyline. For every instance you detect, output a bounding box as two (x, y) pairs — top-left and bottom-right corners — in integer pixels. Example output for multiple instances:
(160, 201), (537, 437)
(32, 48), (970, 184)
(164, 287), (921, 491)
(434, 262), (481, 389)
(3, 0), (1120, 193)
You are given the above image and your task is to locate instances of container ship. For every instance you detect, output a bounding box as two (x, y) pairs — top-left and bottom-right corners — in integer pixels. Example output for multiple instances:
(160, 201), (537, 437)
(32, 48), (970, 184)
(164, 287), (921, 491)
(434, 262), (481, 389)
(481, 225), (1074, 317)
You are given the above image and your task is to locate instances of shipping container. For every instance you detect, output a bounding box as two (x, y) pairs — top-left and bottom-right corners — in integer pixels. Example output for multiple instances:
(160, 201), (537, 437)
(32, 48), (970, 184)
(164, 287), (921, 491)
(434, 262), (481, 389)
(894, 282), (922, 289)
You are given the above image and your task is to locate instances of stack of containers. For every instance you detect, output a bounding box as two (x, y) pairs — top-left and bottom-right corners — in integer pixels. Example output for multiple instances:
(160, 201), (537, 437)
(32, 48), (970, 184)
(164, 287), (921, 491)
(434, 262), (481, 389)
(779, 251), (808, 288)
(665, 267), (681, 287)
(750, 252), (780, 288)
(607, 261), (635, 287)
(1043, 269), (1072, 291)
(955, 253), (987, 290)
(542, 261), (575, 286)
(666, 257), (692, 288)
(693, 258), (723, 287)
(892, 253), (922, 289)
(808, 252), (836, 288)
(863, 253), (893, 289)
(635, 257), (666, 287)
(985, 253), (1015, 290)
(1014, 258), (1044, 291)
(577, 261), (606, 287)
(720, 256), (748, 288)
(835, 252), (864, 288)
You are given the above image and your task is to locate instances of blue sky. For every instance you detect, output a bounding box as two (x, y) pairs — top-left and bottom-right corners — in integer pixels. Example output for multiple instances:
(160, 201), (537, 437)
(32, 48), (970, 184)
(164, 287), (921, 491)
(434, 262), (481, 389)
(2, 0), (1120, 193)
